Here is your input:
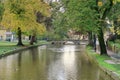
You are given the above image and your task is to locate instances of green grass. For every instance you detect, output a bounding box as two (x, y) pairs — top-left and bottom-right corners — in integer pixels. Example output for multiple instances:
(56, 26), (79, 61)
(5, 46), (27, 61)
(37, 40), (49, 45)
(0, 46), (19, 54)
(0, 41), (16, 46)
(95, 54), (120, 74)
(0, 40), (49, 55)
(0, 41), (19, 55)
(87, 47), (120, 75)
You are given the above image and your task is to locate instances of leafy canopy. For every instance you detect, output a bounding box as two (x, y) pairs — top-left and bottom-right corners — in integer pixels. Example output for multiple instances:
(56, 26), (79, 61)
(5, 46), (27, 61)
(0, 1), (4, 22)
(1, 0), (51, 35)
(59, 0), (99, 33)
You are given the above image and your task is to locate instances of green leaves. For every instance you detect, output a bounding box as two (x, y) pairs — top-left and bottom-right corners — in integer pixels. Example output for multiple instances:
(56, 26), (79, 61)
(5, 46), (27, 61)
(62, 0), (99, 33)
(51, 0), (99, 38)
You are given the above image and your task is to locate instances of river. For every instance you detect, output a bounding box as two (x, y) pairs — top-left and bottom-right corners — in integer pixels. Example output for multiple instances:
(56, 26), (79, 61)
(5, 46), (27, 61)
(0, 45), (114, 80)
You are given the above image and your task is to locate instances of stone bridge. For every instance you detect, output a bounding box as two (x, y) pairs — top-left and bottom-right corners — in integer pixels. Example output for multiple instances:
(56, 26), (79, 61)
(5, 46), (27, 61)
(51, 40), (88, 45)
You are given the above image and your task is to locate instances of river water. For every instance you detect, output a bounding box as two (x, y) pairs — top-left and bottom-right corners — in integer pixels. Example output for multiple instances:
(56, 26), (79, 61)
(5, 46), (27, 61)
(0, 45), (114, 80)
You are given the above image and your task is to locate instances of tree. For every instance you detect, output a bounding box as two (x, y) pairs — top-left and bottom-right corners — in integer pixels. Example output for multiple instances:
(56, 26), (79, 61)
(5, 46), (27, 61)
(60, 0), (99, 42)
(0, 1), (4, 22)
(58, 0), (119, 55)
(108, 1), (120, 39)
(48, 2), (68, 40)
(1, 0), (50, 45)
(17, 27), (23, 45)
(95, 0), (114, 55)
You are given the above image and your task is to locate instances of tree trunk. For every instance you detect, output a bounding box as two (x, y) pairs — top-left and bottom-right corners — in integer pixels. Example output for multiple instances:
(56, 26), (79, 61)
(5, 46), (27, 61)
(88, 31), (93, 46)
(17, 27), (24, 46)
(97, 27), (107, 55)
(30, 35), (36, 45)
(95, 0), (113, 55)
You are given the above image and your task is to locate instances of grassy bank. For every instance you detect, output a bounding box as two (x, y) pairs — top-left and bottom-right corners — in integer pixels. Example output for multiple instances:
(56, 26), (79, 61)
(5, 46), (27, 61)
(87, 47), (120, 76)
(0, 40), (49, 55)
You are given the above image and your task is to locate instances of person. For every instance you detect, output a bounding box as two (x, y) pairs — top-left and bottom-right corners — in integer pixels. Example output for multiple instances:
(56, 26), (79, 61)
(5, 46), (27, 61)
(93, 35), (96, 52)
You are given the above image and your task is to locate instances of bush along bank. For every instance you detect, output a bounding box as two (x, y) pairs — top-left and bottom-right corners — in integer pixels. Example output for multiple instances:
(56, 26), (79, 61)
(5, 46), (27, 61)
(86, 47), (120, 80)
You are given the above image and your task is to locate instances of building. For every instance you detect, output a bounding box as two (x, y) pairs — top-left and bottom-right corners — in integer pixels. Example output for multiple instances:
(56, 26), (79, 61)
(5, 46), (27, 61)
(0, 26), (14, 41)
(0, 29), (6, 40)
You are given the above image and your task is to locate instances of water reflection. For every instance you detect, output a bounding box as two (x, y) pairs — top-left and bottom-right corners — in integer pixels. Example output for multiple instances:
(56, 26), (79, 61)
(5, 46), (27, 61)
(0, 45), (114, 80)
(62, 45), (77, 80)
(47, 45), (77, 80)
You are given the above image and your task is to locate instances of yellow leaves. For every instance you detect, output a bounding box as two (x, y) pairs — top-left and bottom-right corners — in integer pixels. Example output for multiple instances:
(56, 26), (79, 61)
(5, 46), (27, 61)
(22, 0), (51, 17)
(117, 0), (120, 2)
(38, 2), (51, 17)
(35, 23), (46, 35)
(113, 0), (116, 4)
(117, 29), (120, 34)
(1, 0), (51, 35)
(1, 10), (15, 28)
(110, 26), (115, 33)
(98, 1), (103, 7)
(110, 25), (120, 35)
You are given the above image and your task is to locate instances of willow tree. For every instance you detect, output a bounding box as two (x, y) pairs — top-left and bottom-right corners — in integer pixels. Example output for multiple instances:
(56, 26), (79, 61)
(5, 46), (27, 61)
(1, 0), (50, 45)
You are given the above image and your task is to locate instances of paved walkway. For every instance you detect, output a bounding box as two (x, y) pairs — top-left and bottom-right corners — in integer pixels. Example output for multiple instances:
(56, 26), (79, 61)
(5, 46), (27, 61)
(107, 50), (120, 61)
(96, 48), (120, 62)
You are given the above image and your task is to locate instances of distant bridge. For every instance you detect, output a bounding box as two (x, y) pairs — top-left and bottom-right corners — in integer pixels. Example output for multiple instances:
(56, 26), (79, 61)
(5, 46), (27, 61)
(51, 40), (88, 45)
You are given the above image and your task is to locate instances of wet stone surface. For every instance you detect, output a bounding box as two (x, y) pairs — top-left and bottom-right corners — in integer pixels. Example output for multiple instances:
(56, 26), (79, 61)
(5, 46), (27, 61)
(0, 45), (114, 80)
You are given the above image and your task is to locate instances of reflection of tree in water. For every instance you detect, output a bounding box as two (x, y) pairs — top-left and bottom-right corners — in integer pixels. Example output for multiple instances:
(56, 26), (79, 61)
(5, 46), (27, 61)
(39, 45), (57, 66)
(30, 47), (48, 80)
(30, 47), (39, 63)
(18, 52), (22, 67)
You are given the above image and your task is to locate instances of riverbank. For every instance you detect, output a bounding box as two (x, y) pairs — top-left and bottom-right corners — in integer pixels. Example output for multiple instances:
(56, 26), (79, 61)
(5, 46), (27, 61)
(0, 40), (49, 58)
(1, 41), (120, 80)
(86, 47), (120, 80)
